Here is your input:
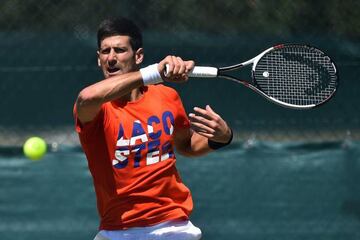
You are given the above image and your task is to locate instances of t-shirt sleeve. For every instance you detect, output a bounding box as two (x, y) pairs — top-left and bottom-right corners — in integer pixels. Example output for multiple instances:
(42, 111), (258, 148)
(73, 103), (105, 141)
(171, 90), (190, 129)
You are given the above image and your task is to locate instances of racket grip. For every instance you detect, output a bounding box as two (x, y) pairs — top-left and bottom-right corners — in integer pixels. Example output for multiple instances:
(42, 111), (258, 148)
(189, 66), (218, 78)
(165, 65), (218, 78)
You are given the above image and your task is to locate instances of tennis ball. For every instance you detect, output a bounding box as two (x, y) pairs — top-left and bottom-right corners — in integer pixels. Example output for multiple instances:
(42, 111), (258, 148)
(23, 137), (47, 160)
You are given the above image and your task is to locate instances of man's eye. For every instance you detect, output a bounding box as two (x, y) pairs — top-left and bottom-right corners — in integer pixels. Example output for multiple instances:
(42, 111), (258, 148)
(100, 48), (110, 54)
(114, 48), (125, 53)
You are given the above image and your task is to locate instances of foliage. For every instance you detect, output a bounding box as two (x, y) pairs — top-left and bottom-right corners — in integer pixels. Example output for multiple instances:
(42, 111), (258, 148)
(0, 0), (359, 39)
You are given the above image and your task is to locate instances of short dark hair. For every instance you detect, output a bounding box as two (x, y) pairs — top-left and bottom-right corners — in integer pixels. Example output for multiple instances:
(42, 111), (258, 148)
(97, 17), (143, 51)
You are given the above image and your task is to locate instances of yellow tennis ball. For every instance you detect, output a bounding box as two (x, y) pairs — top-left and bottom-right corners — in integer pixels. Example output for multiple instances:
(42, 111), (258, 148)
(23, 137), (47, 160)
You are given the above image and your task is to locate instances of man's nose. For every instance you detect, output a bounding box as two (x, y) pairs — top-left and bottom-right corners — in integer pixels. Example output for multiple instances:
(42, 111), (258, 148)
(107, 49), (117, 66)
(108, 48), (117, 61)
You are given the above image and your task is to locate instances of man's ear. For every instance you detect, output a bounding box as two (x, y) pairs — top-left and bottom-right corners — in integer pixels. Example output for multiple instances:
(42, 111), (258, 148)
(135, 48), (144, 65)
(97, 51), (101, 67)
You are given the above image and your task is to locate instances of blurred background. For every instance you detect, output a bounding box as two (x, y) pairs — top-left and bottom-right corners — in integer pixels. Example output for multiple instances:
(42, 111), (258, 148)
(0, 0), (359, 240)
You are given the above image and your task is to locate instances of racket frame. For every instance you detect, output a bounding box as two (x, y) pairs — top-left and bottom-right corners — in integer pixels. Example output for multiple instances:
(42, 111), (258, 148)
(189, 44), (338, 109)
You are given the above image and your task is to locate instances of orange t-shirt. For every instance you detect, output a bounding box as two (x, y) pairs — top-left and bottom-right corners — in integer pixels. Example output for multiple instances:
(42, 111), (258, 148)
(73, 84), (193, 230)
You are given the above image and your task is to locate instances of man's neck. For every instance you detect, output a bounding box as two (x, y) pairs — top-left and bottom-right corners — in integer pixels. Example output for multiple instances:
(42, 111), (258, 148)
(116, 87), (144, 103)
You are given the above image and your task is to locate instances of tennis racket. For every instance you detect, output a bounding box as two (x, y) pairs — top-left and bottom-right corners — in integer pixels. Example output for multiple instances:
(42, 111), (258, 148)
(185, 44), (338, 109)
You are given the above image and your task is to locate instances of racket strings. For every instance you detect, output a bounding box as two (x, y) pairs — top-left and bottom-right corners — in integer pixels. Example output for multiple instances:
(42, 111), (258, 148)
(254, 45), (337, 106)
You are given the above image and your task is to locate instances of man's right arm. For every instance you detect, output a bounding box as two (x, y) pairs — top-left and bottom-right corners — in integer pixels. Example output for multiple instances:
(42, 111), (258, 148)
(75, 71), (143, 124)
(76, 56), (195, 124)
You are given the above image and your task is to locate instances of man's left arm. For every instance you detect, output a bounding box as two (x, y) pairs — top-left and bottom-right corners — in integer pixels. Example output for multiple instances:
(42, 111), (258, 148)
(174, 105), (232, 157)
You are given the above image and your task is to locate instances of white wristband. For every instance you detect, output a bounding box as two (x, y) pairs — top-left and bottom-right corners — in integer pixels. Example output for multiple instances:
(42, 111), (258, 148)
(140, 64), (163, 85)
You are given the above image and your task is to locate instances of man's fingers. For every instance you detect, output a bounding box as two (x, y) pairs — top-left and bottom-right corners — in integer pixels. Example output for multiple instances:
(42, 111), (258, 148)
(185, 60), (195, 73)
(192, 107), (212, 120)
(175, 57), (186, 74)
(205, 105), (219, 117)
(190, 121), (215, 134)
(190, 105), (231, 143)
(159, 56), (193, 83)
(190, 126), (215, 138)
(193, 106), (220, 122)
(188, 112), (211, 123)
(171, 56), (181, 74)
(195, 131), (214, 139)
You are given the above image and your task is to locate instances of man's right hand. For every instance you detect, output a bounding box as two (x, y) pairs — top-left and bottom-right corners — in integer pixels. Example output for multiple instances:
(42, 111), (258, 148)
(158, 56), (195, 83)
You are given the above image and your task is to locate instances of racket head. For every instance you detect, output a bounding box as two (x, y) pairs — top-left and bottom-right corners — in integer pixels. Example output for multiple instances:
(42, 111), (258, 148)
(251, 44), (338, 109)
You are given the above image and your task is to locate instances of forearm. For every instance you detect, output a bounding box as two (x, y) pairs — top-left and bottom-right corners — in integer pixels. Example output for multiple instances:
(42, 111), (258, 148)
(179, 131), (213, 157)
(179, 129), (233, 157)
(77, 71), (143, 106)
(75, 71), (143, 123)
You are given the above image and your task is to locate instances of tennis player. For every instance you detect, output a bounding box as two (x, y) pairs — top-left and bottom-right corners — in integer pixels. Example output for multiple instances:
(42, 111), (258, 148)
(73, 17), (232, 240)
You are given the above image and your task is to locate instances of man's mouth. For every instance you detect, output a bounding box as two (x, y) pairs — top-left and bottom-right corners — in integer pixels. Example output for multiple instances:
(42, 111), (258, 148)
(107, 67), (120, 75)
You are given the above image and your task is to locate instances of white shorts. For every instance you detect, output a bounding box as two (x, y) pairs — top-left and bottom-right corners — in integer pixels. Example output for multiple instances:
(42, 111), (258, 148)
(93, 220), (202, 240)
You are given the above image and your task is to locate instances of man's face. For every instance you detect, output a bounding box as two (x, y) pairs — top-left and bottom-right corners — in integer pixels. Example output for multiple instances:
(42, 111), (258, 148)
(97, 35), (143, 78)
